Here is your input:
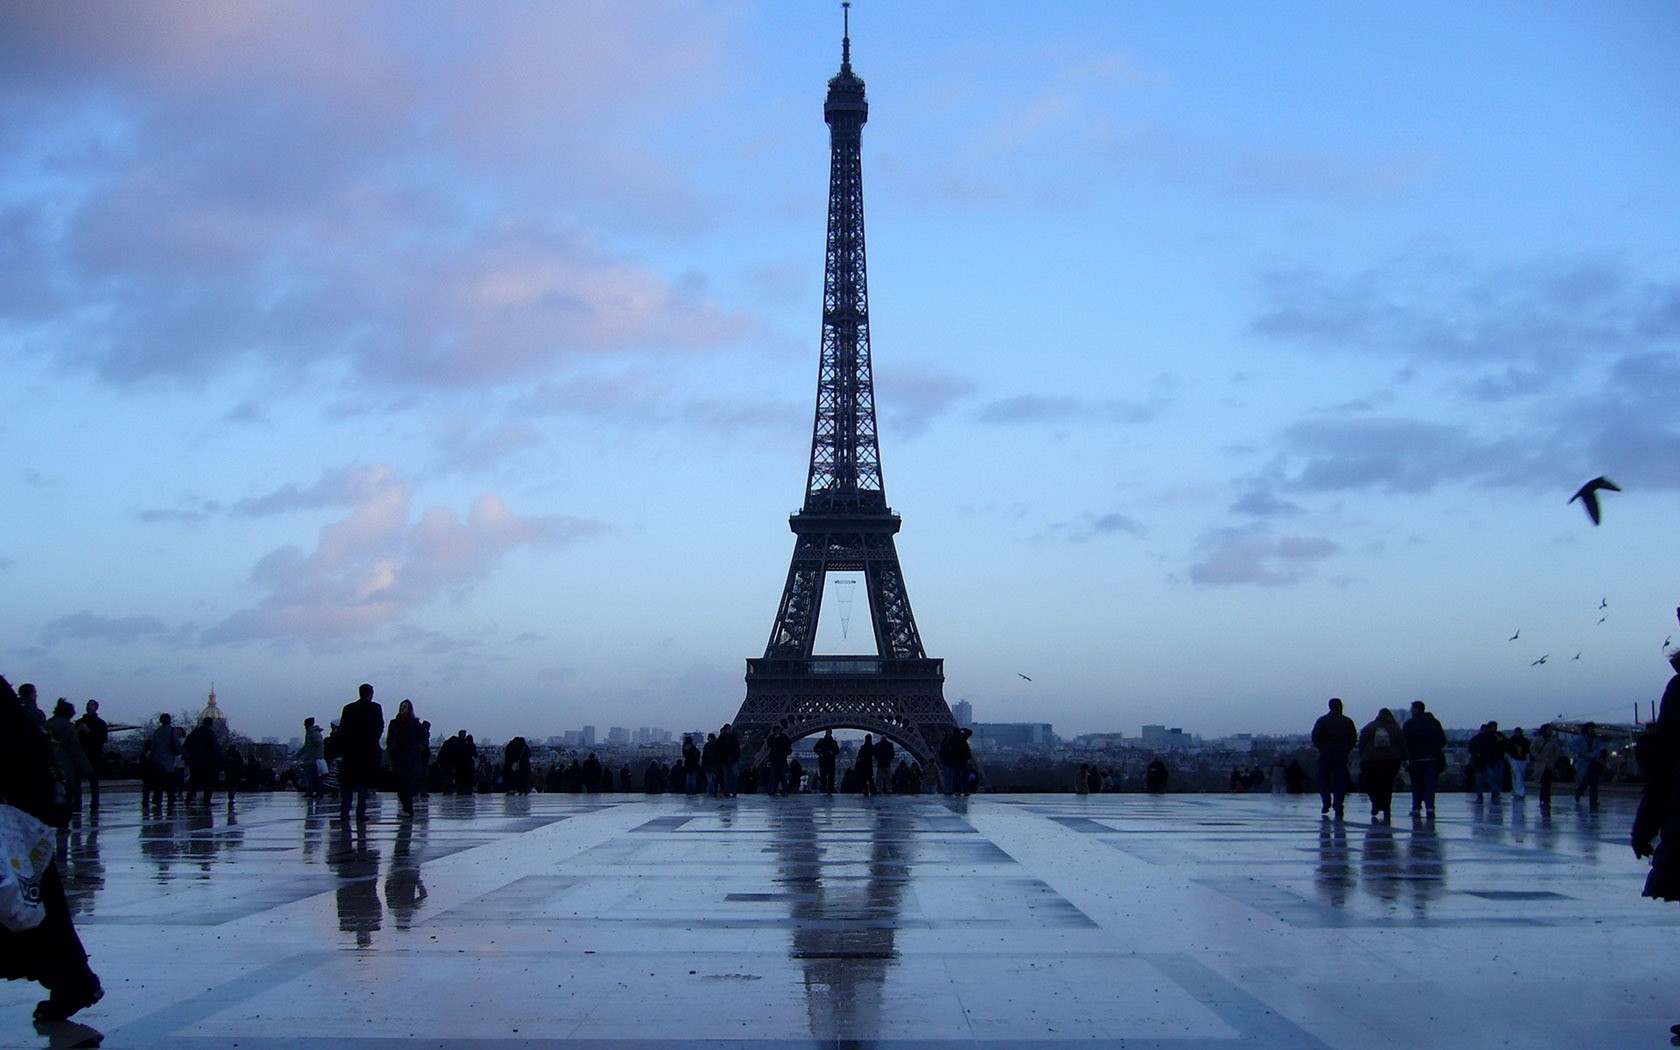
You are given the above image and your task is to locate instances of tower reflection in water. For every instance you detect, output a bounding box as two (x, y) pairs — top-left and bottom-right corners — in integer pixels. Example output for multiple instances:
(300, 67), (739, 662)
(766, 800), (913, 1040)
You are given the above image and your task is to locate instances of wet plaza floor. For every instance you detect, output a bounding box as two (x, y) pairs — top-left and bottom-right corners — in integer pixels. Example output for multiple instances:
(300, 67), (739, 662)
(3, 789), (1675, 1048)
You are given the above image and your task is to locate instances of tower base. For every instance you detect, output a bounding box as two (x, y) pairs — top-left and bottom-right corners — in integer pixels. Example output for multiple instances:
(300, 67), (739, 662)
(735, 656), (953, 765)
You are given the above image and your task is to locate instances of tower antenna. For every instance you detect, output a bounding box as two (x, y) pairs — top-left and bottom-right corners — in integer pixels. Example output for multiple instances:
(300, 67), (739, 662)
(842, 2), (851, 69)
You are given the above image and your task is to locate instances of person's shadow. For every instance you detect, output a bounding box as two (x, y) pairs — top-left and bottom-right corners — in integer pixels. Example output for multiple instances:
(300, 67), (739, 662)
(384, 819), (428, 930)
(329, 824), (382, 948)
(33, 1018), (103, 1048)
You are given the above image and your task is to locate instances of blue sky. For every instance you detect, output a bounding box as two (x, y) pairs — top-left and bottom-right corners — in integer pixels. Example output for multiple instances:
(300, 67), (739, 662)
(3, 1), (1677, 743)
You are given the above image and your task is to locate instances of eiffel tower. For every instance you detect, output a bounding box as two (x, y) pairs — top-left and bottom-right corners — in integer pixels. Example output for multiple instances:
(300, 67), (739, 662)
(731, 10), (958, 766)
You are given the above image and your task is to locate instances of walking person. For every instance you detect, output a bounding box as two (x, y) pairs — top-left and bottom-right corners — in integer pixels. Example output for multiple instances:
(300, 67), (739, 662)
(857, 734), (877, 796)
(1532, 723), (1564, 809)
(1311, 697), (1358, 821)
(337, 683), (385, 823)
(1505, 727), (1532, 800)
(1, 675), (103, 1021)
(223, 745), (245, 805)
(1573, 722), (1607, 807)
(296, 717), (325, 800)
(1402, 700), (1447, 819)
(814, 729), (839, 794)
(1632, 648), (1680, 1039)
(1468, 722), (1504, 803)
(386, 700), (427, 816)
(74, 700), (109, 814)
(1357, 707), (1408, 822)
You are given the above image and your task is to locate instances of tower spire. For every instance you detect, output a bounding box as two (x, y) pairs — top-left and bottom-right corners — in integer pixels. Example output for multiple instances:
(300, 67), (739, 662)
(841, 2), (852, 71)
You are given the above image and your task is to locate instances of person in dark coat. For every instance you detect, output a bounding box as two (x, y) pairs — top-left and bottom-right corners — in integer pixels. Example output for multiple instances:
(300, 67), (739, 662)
(1311, 697), (1358, 820)
(1633, 649), (1680, 1039)
(223, 746), (246, 804)
(813, 729), (840, 794)
(1, 674), (102, 1021)
(873, 737), (895, 794)
(765, 726), (793, 796)
(337, 683), (385, 822)
(504, 736), (533, 795)
(856, 734), (877, 796)
(1402, 700), (1447, 818)
(1357, 708), (1409, 823)
(74, 699), (109, 813)
(385, 700), (427, 815)
(182, 716), (223, 807)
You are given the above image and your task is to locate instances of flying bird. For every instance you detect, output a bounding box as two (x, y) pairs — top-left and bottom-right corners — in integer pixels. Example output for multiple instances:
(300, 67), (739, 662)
(1665, 636), (1673, 649)
(1599, 598), (1609, 610)
(1569, 476), (1621, 525)
(1573, 653), (1582, 661)
(1017, 673), (1033, 682)
(1598, 616), (1607, 625)
(1532, 654), (1549, 666)
(1508, 630), (1520, 642)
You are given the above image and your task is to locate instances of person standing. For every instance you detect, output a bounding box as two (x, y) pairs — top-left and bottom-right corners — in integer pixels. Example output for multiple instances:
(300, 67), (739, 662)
(337, 683), (385, 823)
(143, 713), (181, 810)
(1468, 722), (1504, 803)
(814, 729), (840, 794)
(856, 734), (877, 796)
(45, 700), (93, 818)
(1505, 727), (1532, 800)
(503, 735), (532, 795)
(386, 700), (427, 815)
(74, 700), (109, 813)
(1632, 649), (1680, 1040)
(1402, 700), (1447, 819)
(223, 745), (245, 805)
(182, 716), (223, 807)
(681, 735), (701, 795)
(1311, 697), (1358, 821)
(701, 733), (721, 797)
(1, 675), (102, 1022)
(1531, 724), (1564, 809)
(765, 726), (792, 796)
(873, 736), (895, 795)
(717, 724), (741, 798)
(1357, 708), (1408, 823)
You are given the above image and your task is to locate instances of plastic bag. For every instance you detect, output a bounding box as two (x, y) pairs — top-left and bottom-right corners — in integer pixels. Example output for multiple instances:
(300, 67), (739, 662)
(0, 803), (55, 931)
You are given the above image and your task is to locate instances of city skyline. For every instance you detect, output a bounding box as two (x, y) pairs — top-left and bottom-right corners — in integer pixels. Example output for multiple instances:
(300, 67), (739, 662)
(2, 2), (1677, 743)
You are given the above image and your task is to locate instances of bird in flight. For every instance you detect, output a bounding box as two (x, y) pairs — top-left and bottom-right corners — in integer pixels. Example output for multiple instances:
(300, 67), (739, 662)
(1598, 616), (1608, 625)
(1017, 673), (1032, 682)
(1599, 598), (1609, 610)
(1665, 636), (1673, 648)
(1509, 629), (1520, 641)
(1573, 653), (1582, 661)
(1532, 654), (1549, 666)
(1569, 476), (1621, 525)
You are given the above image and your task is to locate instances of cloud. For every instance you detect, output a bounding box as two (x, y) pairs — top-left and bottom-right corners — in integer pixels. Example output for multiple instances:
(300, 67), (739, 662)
(1229, 490), (1301, 518)
(205, 466), (604, 645)
(1251, 254), (1680, 391)
(0, 3), (751, 392)
(877, 366), (978, 436)
(41, 611), (180, 646)
(1188, 525), (1340, 587)
(1046, 511), (1144, 542)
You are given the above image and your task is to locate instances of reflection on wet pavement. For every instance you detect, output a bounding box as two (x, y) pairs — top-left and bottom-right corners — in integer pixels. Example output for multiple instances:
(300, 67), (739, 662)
(3, 791), (1675, 1047)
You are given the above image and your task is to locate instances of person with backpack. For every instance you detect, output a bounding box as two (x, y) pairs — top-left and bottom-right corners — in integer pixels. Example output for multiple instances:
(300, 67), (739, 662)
(1, 675), (103, 1022)
(1357, 707), (1409, 823)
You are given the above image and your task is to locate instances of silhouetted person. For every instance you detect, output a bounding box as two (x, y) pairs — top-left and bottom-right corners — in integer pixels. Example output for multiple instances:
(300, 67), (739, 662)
(581, 752), (601, 793)
(296, 717), (325, 799)
(943, 727), (974, 796)
(183, 716), (222, 806)
(45, 699), (92, 817)
(1633, 650), (1680, 1039)
(1312, 697), (1357, 821)
(1, 674), (102, 1021)
(143, 713), (181, 809)
(1468, 722), (1504, 803)
(701, 732), (720, 796)
(504, 736), (532, 794)
(814, 729), (839, 794)
(337, 683), (385, 822)
(74, 699), (108, 813)
(386, 700), (427, 815)
(1145, 756), (1169, 793)
(681, 735), (701, 794)
(1357, 707), (1408, 822)
(1505, 727), (1532, 800)
(873, 736), (895, 794)
(1402, 700), (1446, 818)
(1285, 759), (1307, 794)
(717, 724), (741, 798)
(857, 734), (877, 796)
(765, 726), (793, 796)
(223, 745), (245, 804)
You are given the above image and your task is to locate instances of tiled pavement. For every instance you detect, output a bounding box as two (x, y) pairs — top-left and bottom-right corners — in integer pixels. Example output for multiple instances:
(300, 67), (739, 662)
(3, 789), (1674, 1048)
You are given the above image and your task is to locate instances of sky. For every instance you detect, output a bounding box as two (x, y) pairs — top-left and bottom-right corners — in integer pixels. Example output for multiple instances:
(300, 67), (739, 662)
(3, 1), (1678, 744)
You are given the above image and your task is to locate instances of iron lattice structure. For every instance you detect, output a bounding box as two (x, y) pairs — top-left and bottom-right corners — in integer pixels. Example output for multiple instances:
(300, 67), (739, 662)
(731, 23), (957, 766)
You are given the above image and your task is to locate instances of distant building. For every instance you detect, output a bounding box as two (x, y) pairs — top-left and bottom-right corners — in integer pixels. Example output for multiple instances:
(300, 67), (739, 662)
(952, 699), (973, 727)
(608, 726), (630, 744)
(972, 722), (1054, 750)
(581, 725), (596, 746)
(1142, 725), (1195, 750)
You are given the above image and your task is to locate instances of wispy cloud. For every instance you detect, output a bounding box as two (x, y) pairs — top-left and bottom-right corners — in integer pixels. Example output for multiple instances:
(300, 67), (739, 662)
(1188, 524), (1340, 587)
(205, 465), (605, 645)
(41, 611), (183, 646)
(976, 393), (1160, 426)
